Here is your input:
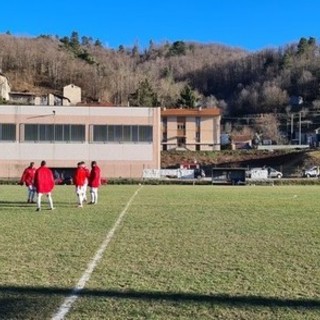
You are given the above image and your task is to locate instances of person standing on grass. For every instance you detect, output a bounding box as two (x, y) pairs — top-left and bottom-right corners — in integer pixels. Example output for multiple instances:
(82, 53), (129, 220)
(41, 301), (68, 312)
(73, 161), (87, 208)
(19, 162), (36, 203)
(88, 161), (101, 205)
(82, 162), (90, 202)
(34, 160), (55, 211)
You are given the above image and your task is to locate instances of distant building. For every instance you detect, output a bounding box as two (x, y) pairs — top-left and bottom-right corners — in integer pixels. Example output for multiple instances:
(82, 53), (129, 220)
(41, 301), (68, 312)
(0, 105), (160, 179)
(231, 134), (252, 150)
(9, 91), (37, 105)
(63, 84), (81, 105)
(46, 93), (70, 106)
(0, 72), (11, 101)
(161, 107), (221, 151)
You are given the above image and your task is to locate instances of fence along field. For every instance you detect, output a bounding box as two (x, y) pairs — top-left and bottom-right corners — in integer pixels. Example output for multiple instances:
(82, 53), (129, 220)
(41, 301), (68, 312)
(0, 185), (319, 319)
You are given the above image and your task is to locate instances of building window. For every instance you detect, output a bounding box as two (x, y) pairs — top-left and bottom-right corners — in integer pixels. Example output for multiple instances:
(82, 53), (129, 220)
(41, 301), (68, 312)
(177, 137), (186, 147)
(92, 125), (153, 143)
(139, 126), (152, 142)
(24, 124), (85, 142)
(162, 117), (167, 131)
(177, 117), (186, 136)
(162, 133), (167, 142)
(0, 124), (16, 141)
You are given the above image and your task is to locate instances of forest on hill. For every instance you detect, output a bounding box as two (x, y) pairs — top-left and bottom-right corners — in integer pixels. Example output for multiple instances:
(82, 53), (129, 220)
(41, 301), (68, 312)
(1, 32), (320, 116)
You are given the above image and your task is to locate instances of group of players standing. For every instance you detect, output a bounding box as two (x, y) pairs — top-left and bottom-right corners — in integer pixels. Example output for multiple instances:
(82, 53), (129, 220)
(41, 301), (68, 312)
(19, 160), (101, 211)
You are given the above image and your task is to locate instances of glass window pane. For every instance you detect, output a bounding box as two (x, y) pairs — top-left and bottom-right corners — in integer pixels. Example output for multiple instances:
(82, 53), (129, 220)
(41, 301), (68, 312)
(55, 125), (63, 141)
(39, 125), (54, 141)
(93, 125), (107, 142)
(123, 125), (131, 142)
(114, 125), (122, 142)
(25, 124), (38, 141)
(107, 126), (115, 141)
(132, 126), (138, 142)
(71, 125), (85, 141)
(139, 126), (153, 142)
(0, 124), (16, 141)
(64, 125), (70, 141)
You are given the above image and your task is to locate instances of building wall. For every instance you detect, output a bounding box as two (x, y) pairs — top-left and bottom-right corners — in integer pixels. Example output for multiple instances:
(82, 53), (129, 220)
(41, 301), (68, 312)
(186, 117), (196, 151)
(0, 105), (160, 179)
(166, 116), (178, 150)
(200, 116), (221, 151)
(63, 84), (81, 105)
(161, 109), (221, 151)
(0, 75), (11, 101)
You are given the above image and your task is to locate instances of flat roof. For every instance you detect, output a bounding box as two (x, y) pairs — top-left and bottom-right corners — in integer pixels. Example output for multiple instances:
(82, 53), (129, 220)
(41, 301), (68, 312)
(161, 107), (220, 117)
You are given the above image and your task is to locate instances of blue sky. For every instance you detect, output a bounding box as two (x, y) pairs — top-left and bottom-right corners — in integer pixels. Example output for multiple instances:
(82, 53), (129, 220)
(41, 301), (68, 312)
(1, 0), (319, 51)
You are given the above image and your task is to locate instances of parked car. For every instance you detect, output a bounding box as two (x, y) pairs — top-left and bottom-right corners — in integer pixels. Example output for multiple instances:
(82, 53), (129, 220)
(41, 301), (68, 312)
(265, 167), (283, 179)
(302, 166), (320, 178)
(246, 167), (282, 179)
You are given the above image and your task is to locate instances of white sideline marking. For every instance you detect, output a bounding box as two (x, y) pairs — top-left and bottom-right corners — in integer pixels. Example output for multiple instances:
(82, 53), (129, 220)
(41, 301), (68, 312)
(51, 186), (143, 320)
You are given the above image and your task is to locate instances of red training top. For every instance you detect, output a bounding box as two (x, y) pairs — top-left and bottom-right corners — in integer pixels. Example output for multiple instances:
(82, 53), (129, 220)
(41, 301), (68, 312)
(88, 166), (101, 188)
(20, 167), (36, 187)
(34, 166), (54, 193)
(73, 167), (88, 187)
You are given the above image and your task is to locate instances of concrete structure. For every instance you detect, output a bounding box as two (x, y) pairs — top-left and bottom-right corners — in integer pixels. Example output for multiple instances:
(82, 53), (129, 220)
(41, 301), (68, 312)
(161, 107), (221, 151)
(47, 93), (70, 106)
(231, 135), (252, 150)
(9, 91), (37, 105)
(63, 84), (81, 105)
(0, 105), (160, 179)
(0, 73), (11, 101)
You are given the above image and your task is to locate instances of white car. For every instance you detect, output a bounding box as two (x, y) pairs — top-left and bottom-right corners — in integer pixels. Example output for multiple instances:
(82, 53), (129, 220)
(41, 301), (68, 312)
(302, 166), (320, 178)
(266, 167), (283, 179)
(246, 167), (282, 179)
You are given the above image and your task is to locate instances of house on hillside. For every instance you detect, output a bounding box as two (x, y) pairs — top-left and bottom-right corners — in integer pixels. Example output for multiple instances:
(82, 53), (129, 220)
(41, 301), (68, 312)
(161, 107), (221, 151)
(9, 91), (37, 105)
(231, 134), (253, 150)
(0, 72), (11, 101)
(7, 83), (80, 106)
(45, 93), (70, 106)
(63, 84), (81, 105)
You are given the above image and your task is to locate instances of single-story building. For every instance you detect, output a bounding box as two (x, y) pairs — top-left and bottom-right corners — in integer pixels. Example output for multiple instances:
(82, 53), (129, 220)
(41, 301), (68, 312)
(0, 105), (160, 179)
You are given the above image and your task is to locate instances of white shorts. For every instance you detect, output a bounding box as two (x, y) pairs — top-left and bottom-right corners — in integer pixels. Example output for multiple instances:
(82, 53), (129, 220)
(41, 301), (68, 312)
(76, 186), (85, 195)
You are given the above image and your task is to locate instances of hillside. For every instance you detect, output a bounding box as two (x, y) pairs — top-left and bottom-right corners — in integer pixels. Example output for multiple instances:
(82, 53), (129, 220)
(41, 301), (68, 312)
(1, 33), (320, 116)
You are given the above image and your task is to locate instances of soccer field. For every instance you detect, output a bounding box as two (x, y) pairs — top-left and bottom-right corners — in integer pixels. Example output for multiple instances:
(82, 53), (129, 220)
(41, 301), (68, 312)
(0, 184), (319, 319)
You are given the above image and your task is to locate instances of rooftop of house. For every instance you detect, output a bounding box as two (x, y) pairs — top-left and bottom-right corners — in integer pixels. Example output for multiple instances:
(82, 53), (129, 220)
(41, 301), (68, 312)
(231, 135), (252, 142)
(161, 107), (221, 117)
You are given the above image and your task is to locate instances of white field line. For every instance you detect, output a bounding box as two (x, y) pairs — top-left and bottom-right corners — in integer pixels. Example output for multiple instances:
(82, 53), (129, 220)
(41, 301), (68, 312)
(51, 185), (143, 320)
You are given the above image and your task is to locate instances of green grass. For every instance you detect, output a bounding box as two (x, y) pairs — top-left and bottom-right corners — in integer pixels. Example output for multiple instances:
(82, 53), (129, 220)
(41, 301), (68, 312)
(0, 185), (319, 319)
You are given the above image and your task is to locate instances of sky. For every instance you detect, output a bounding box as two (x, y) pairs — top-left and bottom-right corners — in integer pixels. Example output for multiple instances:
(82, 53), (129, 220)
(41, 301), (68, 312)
(1, 0), (320, 52)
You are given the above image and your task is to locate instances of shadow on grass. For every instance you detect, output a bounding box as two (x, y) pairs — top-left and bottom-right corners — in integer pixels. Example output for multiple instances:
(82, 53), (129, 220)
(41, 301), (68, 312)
(0, 201), (79, 211)
(0, 285), (319, 318)
(0, 201), (32, 208)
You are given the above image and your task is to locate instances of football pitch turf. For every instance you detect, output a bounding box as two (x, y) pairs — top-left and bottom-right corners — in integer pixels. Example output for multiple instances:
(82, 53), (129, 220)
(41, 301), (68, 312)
(0, 184), (319, 319)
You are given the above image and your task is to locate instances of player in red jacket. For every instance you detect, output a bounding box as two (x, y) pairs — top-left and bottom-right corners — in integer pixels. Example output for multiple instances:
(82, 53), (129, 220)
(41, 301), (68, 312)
(73, 161), (88, 208)
(88, 161), (101, 204)
(34, 160), (55, 211)
(19, 162), (36, 203)
(83, 163), (90, 202)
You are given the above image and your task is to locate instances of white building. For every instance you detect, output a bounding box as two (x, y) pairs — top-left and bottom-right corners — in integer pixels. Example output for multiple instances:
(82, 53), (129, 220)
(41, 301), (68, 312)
(63, 84), (81, 105)
(0, 72), (11, 101)
(0, 105), (161, 179)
